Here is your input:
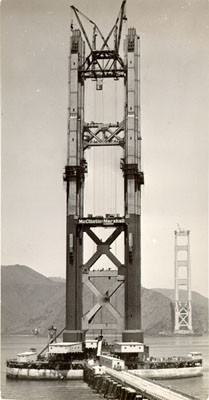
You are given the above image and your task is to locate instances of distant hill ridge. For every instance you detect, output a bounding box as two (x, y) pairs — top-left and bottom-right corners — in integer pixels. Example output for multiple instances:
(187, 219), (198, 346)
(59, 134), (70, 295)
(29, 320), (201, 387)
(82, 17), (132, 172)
(3, 264), (54, 285)
(1, 265), (208, 336)
(153, 287), (208, 308)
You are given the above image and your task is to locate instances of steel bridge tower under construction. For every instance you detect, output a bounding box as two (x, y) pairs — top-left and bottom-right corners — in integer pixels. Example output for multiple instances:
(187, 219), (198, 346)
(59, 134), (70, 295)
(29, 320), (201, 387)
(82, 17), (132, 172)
(63, 1), (144, 344)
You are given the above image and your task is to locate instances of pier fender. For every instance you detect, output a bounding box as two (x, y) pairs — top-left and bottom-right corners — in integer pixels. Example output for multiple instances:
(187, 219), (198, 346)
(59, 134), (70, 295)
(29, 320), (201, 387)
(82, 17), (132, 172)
(8, 367), (18, 378)
(19, 368), (29, 378)
(29, 369), (41, 378)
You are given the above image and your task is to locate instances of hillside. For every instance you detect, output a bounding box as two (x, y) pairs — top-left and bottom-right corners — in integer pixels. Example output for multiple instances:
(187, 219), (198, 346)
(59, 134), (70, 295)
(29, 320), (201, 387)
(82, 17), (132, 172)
(141, 287), (174, 334)
(1, 265), (208, 336)
(1, 265), (65, 335)
(153, 288), (209, 307)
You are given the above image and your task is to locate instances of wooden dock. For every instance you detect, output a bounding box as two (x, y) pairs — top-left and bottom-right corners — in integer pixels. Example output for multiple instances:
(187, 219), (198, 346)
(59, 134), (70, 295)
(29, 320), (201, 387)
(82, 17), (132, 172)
(84, 365), (199, 400)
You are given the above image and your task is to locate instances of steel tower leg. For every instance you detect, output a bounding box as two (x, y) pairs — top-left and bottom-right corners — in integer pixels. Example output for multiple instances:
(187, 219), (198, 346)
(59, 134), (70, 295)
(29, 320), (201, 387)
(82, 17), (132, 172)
(122, 29), (144, 343)
(63, 30), (85, 342)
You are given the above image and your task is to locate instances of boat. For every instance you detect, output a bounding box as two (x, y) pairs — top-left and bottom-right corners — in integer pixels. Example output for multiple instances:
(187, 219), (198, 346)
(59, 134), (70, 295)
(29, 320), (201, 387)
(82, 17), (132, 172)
(6, 338), (203, 380)
(32, 328), (40, 336)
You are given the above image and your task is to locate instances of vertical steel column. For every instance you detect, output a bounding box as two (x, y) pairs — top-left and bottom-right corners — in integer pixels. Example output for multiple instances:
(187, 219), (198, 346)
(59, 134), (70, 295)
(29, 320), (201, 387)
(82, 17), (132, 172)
(174, 229), (193, 335)
(122, 29), (144, 343)
(174, 232), (179, 330)
(63, 30), (85, 342)
(187, 234), (192, 329)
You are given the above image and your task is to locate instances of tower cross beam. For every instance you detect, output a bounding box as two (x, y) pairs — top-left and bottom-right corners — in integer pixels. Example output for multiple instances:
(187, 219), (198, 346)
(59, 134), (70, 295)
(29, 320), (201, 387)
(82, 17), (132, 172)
(83, 227), (124, 272)
(84, 128), (103, 144)
(83, 123), (124, 149)
(82, 276), (124, 328)
(85, 227), (102, 245)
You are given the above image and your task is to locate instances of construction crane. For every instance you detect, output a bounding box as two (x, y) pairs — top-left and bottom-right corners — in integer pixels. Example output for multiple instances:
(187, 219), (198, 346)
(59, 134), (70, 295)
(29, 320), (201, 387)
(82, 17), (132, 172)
(70, 1), (127, 89)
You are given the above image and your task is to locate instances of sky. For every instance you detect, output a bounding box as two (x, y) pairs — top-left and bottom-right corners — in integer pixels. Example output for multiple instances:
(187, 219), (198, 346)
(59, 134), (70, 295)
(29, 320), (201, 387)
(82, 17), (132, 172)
(1, 0), (209, 297)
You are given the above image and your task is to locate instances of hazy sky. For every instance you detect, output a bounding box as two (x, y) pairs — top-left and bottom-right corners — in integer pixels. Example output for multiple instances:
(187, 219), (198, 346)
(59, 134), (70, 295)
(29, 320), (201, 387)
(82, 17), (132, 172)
(2, 0), (208, 297)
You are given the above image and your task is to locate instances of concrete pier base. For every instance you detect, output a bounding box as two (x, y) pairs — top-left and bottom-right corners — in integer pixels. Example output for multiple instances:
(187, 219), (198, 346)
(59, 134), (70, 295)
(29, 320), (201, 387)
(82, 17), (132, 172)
(122, 330), (144, 343)
(63, 330), (85, 342)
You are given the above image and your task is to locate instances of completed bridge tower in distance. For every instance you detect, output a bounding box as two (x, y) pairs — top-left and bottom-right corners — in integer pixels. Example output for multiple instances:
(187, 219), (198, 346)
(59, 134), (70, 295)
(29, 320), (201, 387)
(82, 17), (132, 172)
(63, 0), (144, 350)
(174, 227), (193, 335)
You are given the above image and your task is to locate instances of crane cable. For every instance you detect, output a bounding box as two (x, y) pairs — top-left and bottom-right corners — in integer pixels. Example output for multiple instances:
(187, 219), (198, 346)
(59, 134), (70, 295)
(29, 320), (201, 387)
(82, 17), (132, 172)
(102, 73), (105, 217)
(114, 80), (117, 261)
(93, 82), (96, 216)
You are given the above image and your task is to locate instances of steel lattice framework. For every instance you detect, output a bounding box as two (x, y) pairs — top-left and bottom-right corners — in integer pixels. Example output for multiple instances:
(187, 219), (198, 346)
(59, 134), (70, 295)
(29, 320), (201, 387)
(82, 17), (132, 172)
(174, 229), (193, 335)
(63, 1), (144, 343)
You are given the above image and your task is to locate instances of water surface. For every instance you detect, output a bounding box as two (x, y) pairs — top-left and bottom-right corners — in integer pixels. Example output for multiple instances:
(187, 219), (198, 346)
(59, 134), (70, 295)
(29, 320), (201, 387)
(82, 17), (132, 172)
(1, 334), (209, 400)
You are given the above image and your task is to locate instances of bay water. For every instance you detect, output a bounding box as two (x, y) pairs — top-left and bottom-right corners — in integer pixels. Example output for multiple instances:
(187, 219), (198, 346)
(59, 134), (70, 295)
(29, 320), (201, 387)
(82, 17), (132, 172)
(1, 334), (209, 400)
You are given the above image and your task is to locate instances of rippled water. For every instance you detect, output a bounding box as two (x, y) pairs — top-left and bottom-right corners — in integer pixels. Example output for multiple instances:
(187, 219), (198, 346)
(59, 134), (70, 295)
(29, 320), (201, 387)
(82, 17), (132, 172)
(1, 336), (101, 400)
(1, 334), (209, 400)
(146, 335), (209, 400)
